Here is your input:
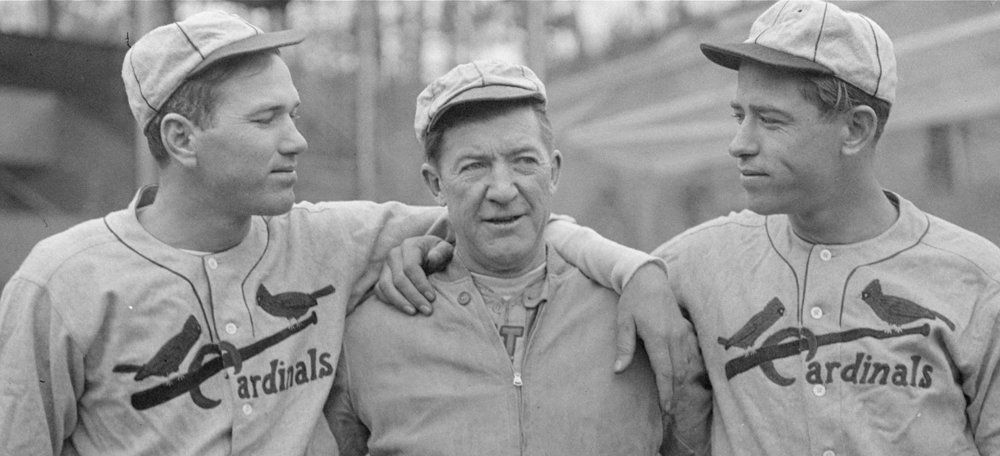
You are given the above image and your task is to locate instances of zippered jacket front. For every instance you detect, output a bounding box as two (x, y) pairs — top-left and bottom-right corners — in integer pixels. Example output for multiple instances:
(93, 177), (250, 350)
(330, 248), (665, 455)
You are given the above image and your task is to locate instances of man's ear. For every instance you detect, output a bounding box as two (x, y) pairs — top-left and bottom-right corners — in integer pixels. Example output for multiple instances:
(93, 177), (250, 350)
(160, 113), (199, 168)
(548, 149), (562, 193)
(421, 163), (445, 206)
(842, 105), (877, 157)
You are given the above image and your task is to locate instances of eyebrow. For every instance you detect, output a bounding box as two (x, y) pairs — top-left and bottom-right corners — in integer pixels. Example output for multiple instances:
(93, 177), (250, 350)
(731, 101), (791, 118)
(248, 100), (300, 116)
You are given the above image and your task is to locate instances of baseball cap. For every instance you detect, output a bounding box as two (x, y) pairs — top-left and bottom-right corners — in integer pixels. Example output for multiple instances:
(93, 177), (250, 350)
(414, 60), (547, 146)
(122, 10), (305, 129)
(700, 0), (896, 104)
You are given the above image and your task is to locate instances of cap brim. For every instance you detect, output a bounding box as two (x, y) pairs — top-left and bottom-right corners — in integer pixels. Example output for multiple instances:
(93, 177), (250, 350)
(190, 29), (306, 77)
(700, 42), (833, 75)
(429, 85), (545, 132)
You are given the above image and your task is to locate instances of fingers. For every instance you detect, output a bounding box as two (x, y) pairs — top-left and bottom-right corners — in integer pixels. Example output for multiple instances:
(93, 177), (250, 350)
(425, 240), (454, 273)
(613, 314), (637, 373)
(401, 237), (442, 314)
(394, 239), (434, 314)
(374, 251), (418, 315)
(638, 319), (675, 414)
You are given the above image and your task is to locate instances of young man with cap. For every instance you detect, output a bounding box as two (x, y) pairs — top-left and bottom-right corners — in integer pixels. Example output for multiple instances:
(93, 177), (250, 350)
(0, 12), (681, 456)
(328, 60), (705, 456)
(655, 0), (1000, 454)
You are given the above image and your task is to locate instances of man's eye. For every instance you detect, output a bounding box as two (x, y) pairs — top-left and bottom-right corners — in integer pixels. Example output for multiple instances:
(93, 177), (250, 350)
(731, 113), (745, 124)
(760, 116), (781, 126)
(460, 162), (486, 172)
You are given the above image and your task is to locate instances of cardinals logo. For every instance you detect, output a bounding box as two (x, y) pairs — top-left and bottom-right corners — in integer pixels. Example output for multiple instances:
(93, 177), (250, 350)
(720, 280), (955, 387)
(114, 283), (336, 410)
(256, 284), (336, 320)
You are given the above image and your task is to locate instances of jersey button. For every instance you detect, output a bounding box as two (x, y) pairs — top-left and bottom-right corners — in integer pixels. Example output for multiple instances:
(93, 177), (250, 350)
(813, 384), (826, 397)
(810, 307), (823, 319)
(242, 404), (252, 415)
(225, 323), (238, 335)
(819, 249), (832, 261)
(207, 257), (218, 269)
(458, 292), (471, 306)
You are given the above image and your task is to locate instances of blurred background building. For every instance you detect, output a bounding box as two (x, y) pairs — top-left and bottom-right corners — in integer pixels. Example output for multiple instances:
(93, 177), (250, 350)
(2, 1), (999, 285)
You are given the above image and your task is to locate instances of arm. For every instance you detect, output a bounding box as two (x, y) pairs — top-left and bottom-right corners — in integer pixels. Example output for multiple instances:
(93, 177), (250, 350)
(544, 216), (649, 293)
(374, 215), (677, 373)
(0, 278), (79, 455)
(968, 287), (1000, 454)
(374, 214), (652, 314)
(326, 349), (370, 456)
(344, 202), (448, 315)
(653, 238), (712, 456)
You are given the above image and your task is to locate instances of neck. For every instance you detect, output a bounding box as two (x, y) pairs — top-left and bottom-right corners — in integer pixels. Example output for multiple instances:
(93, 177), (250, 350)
(137, 182), (251, 252)
(455, 245), (546, 279)
(788, 179), (897, 245)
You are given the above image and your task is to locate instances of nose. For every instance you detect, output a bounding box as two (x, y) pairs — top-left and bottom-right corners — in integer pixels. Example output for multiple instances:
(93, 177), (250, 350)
(279, 117), (308, 156)
(728, 119), (758, 159)
(485, 165), (518, 204)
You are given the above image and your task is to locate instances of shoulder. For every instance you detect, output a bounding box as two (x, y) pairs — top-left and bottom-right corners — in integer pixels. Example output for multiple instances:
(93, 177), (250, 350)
(546, 248), (619, 298)
(276, 200), (443, 235)
(918, 213), (1000, 283)
(652, 209), (766, 259)
(13, 215), (120, 285)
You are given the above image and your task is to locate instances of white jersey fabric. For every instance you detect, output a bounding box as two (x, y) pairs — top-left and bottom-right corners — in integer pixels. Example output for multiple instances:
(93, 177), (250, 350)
(655, 191), (1000, 456)
(0, 186), (647, 455)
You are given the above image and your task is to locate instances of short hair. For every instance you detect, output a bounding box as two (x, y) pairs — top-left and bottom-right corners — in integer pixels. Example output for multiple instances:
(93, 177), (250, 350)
(798, 74), (892, 144)
(143, 50), (277, 163)
(423, 98), (554, 166)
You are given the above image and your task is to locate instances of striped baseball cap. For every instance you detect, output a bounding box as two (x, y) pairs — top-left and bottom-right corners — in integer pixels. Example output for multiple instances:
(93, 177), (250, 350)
(414, 60), (547, 147)
(700, 0), (896, 104)
(122, 10), (305, 129)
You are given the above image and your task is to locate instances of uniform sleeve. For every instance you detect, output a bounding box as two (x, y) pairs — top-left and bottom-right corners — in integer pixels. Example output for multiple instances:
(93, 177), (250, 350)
(344, 203), (449, 308)
(0, 278), (82, 455)
(326, 348), (370, 456)
(545, 216), (659, 294)
(966, 285), (1000, 454)
(652, 237), (713, 456)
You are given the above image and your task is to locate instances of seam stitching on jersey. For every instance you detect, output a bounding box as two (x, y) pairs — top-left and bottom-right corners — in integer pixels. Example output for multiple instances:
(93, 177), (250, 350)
(103, 217), (219, 342)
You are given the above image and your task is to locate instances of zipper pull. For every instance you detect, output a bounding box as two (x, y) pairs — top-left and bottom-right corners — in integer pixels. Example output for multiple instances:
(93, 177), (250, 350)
(513, 372), (523, 387)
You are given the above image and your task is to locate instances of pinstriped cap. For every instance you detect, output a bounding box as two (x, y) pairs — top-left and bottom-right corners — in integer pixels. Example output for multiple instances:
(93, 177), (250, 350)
(701, 0), (896, 104)
(414, 60), (547, 147)
(122, 11), (305, 129)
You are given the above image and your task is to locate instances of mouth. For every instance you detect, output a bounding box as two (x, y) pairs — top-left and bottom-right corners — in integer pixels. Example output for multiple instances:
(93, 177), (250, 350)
(739, 168), (767, 177)
(483, 214), (523, 226)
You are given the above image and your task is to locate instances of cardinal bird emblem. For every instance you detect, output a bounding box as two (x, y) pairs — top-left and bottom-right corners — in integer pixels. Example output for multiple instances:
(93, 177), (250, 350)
(113, 315), (202, 380)
(718, 297), (786, 350)
(861, 279), (955, 331)
(256, 284), (336, 320)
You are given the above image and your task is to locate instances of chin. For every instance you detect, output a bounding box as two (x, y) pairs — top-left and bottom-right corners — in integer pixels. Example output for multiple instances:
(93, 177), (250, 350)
(744, 194), (784, 216)
(255, 196), (296, 216)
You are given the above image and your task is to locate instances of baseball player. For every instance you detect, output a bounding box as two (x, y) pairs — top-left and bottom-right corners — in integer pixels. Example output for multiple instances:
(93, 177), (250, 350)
(654, 1), (1000, 455)
(0, 11), (677, 455)
(329, 60), (702, 456)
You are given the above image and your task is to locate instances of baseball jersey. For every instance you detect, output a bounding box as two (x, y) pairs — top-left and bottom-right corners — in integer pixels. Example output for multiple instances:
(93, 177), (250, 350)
(0, 186), (648, 456)
(654, 191), (1000, 456)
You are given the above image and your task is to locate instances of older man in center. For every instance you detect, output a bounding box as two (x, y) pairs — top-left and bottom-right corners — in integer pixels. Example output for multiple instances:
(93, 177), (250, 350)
(328, 60), (695, 455)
